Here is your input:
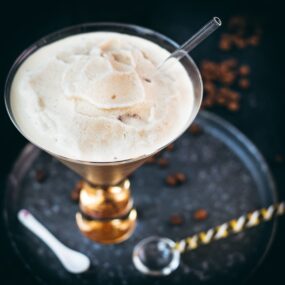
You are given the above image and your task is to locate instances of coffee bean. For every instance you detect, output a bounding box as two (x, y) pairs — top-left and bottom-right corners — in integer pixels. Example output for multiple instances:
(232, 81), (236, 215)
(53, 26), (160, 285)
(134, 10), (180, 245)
(238, 78), (250, 89)
(233, 36), (247, 49)
(228, 90), (240, 101)
(220, 72), (236, 85)
(248, 35), (260, 46)
(175, 172), (187, 184)
(223, 58), (238, 68)
(158, 158), (169, 168)
(219, 34), (232, 51)
(146, 156), (156, 164)
(201, 56), (250, 112)
(228, 101), (240, 112)
(239, 65), (250, 76)
(204, 81), (216, 96)
(188, 123), (203, 135)
(165, 172), (187, 186)
(193, 209), (208, 221)
(35, 169), (47, 183)
(225, 16), (262, 50)
(202, 97), (214, 108)
(228, 16), (246, 31)
(166, 143), (174, 152)
(217, 96), (227, 105)
(165, 175), (177, 186)
(201, 61), (218, 80)
(169, 214), (184, 226)
(219, 87), (232, 98)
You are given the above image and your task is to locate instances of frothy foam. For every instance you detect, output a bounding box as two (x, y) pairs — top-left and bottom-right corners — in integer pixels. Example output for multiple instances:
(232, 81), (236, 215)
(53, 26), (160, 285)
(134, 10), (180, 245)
(10, 32), (194, 162)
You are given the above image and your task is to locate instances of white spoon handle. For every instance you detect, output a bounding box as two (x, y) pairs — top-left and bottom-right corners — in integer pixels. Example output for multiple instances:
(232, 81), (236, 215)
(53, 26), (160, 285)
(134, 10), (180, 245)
(18, 209), (90, 274)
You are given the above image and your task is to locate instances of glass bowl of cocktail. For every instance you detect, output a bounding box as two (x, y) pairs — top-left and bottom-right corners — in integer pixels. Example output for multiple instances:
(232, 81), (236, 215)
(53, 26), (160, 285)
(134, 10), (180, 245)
(5, 22), (206, 244)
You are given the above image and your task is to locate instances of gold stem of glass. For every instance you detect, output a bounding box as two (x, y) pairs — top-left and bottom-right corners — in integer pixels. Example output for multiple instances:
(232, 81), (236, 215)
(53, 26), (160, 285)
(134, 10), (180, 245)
(76, 179), (137, 244)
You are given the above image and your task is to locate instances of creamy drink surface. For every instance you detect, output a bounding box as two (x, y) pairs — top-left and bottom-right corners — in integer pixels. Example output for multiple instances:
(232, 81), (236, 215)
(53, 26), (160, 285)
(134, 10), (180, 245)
(10, 32), (194, 162)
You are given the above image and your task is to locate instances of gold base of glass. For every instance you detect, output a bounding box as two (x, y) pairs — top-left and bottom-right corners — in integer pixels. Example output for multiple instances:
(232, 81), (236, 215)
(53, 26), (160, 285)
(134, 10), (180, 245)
(76, 179), (137, 244)
(76, 209), (137, 244)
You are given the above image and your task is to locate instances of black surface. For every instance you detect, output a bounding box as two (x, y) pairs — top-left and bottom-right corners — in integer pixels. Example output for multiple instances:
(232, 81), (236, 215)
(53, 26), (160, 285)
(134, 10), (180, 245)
(4, 112), (277, 285)
(1, 0), (285, 284)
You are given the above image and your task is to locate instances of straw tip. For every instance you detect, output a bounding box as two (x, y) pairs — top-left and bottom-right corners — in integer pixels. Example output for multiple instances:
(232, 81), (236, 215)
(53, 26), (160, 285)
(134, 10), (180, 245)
(213, 17), (222, 26)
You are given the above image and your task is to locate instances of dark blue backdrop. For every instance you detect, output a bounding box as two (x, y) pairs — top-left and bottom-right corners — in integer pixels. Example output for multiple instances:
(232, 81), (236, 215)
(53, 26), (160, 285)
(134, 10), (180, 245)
(1, 0), (284, 284)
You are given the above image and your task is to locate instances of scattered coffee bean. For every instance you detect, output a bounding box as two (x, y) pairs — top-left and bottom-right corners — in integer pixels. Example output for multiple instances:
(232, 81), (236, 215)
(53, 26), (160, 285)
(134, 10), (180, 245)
(158, 158), (169, 168)
(35, 169), (47, 183)
(204, 81), (216, 96)
(193, 209), (208, 221)
(144, 77), (151, 83)
(238, 78), (250, 89)
(219, 35), (232, 51)
(202, 97), (215, 108)
(175, 172), (187, 183)
(228, 101), (240, 112)
(165, 175), (177, 186)
(220, 72), (236, 85)
(166, 143), (174, 152)
(233, 36), (247, 49)
(169, 214), (184, 226)
(248, 35), (260, 46)
(200, 17), (261, 113)
(216, 96), (227, 105)
(146, 156), (156, 164)
(219, 88), (240, 105)
(201, 58), (247, 112)
(239, 65), (250, 76)
(165, 172), (187, 186)
(223, 58), (238, 68)
(219, 16), (262, 51)
(188, 123), (203, 136)
(200, 61), (218, 80)
(228, 90), (240, 101)
(219, 87), (231, 97)
(228, 16), (246, 31)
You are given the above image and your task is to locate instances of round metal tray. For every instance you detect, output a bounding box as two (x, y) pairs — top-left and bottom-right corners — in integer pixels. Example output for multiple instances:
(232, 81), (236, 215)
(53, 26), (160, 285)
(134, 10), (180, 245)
(4, 111), (277, 285)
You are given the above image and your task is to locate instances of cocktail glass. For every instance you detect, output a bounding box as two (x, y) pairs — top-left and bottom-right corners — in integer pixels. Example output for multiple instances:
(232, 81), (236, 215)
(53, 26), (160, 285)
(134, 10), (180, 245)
(4, 23), (203, 244)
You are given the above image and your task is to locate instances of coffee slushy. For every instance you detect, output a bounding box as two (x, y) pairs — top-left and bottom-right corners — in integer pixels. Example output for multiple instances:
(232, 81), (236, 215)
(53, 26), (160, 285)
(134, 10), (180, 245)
(10, 32), (194, 162)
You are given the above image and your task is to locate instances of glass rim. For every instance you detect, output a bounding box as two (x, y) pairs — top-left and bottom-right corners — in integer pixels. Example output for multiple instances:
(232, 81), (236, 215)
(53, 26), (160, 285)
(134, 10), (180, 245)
(4, 22), (203, 166)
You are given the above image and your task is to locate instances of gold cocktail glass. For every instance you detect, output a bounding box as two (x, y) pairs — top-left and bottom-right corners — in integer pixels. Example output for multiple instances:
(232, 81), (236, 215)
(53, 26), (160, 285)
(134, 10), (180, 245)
(4, 23), (203, 244)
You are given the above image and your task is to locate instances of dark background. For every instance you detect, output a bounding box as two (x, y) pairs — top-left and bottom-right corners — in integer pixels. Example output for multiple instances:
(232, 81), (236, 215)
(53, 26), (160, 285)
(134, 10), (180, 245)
(0, 0), (284, 284)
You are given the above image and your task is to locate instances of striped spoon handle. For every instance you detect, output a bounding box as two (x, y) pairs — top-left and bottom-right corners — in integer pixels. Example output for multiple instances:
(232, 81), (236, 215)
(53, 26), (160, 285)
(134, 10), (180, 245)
(175, 202), (285, 253)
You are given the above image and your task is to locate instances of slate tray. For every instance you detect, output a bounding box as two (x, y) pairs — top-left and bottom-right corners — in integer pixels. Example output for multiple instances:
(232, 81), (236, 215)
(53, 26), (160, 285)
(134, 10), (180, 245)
(4, 111), (277, 285)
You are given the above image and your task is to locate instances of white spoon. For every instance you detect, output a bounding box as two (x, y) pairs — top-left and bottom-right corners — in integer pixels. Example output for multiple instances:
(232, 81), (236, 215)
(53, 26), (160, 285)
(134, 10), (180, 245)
(18, 209), (90, 274)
